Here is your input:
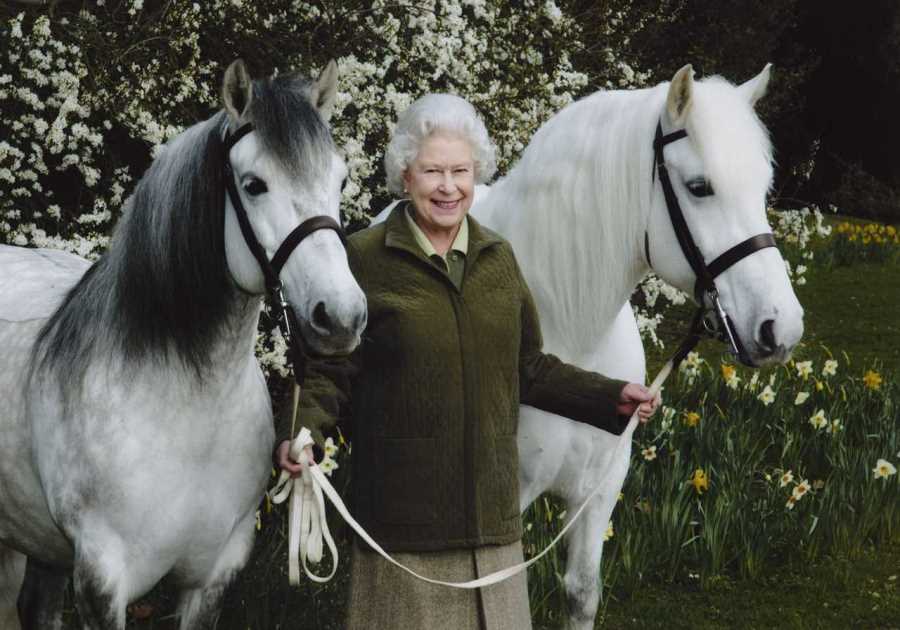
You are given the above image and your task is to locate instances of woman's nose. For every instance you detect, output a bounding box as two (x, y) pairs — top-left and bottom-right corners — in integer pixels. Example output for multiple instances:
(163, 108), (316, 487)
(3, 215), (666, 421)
(438, 170), (456, 191)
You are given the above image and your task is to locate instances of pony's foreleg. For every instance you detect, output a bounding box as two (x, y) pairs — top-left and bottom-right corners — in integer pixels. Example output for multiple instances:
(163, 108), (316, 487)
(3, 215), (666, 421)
(0, 544), (25, 630)
(72, 535), (131, 630)
(177, 514), (255, 630)
(562, 494), (617, 630)
(16, 557), (68, 630)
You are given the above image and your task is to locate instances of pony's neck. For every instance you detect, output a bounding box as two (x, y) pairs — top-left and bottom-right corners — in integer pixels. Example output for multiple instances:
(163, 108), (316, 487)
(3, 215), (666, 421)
(481, 88), (662, 360)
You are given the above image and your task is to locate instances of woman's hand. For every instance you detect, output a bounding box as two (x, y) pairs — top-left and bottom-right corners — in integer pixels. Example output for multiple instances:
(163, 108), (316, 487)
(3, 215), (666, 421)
(275, 439), (315, 478)
(616, 383), (661, 424)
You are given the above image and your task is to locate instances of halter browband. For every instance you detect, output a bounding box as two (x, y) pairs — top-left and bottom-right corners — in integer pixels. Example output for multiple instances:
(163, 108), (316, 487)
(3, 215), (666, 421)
(223, 121), (348, 382)
(651, 121), (778, 366)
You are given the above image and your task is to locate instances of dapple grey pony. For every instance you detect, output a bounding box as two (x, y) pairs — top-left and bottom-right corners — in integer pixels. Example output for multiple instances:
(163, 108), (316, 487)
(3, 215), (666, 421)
(0, 60), (366, 629)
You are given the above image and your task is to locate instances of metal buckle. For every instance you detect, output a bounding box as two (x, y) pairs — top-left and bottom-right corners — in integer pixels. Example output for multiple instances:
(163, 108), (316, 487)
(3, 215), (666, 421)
(271, 283), (294, 343)
(701, 289), (740, 358)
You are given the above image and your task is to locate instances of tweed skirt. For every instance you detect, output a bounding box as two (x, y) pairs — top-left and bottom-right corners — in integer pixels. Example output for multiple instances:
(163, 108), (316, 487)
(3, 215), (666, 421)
(344, 539), (532, 630)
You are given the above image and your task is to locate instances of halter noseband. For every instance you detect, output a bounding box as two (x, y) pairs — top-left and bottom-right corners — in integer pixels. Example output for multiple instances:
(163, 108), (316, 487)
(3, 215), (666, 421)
(223, 122), (347, 382)
(650, 121), (777, 366)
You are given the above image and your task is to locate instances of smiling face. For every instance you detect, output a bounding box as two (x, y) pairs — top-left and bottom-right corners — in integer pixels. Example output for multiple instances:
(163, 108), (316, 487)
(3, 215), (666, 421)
(403, 132), (475, 242)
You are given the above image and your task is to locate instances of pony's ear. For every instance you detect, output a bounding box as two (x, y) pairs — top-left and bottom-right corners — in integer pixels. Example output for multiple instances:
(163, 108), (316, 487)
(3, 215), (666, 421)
(312, 60), (339, 122)
(222, 59), (253, 123)
(738, 63), (772, 107)
(666, 64), (694, 126)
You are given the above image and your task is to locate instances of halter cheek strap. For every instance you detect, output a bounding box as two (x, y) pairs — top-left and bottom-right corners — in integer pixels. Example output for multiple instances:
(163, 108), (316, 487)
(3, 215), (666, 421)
(649, 121), (778, 366)
(222, 122), (348, 382)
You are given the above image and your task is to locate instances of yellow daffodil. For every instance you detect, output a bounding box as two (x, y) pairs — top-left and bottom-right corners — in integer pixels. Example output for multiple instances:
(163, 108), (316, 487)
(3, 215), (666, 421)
(822, 359), (838, 377)
(873, 459), (897, 480)
(863, 370), (883, 390)
(758, 385), (776, 406)
(721, 363), (740, 389)
(641, 445), (658, 461)
(809, 409), (828, 430)
(779, 470), (794, 487)
(815, 379), (824, 392)
(794, 391), (810, 405)
(255, 510), (262, 531)
(690, 468), (709, 494)
(825, 418), (842, 434)
(683, 411), (701, 427)
(324, 436), (338, 458)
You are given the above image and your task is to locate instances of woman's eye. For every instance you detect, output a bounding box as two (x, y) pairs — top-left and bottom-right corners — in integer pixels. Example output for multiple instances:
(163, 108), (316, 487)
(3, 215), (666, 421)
(686, 178), (714, 198)
(243, 178), (268, 197)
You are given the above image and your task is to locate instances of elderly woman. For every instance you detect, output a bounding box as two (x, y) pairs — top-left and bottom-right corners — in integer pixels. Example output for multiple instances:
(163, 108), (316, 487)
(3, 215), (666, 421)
(275, 94), (657, 630)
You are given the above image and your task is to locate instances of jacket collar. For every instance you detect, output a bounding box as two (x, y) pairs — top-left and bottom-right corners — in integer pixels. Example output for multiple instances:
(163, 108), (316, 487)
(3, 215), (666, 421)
(384, 202), (502, 270)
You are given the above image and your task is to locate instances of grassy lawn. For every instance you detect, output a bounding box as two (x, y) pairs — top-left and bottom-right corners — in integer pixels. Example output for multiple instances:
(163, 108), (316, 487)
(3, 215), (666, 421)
(598, 538), (900, 630)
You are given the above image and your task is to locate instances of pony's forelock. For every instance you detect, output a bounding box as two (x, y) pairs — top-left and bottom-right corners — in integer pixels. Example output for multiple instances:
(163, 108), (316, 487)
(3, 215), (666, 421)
(688, 76), (773, 199)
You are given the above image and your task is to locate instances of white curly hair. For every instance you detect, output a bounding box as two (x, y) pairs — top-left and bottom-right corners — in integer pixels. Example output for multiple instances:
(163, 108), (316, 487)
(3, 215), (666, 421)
(384, 93), (497, 196)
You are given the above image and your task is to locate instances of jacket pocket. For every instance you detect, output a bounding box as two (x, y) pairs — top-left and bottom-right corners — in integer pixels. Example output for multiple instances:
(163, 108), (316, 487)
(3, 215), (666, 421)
(488, 434), (521, 522)
(374, 437), (438, 525)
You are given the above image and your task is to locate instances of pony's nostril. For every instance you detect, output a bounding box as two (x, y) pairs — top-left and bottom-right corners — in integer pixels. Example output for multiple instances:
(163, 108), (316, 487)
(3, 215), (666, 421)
(353, 310), (367, 332)
(312, 301), (333, 332)
(760, 319), (777, 350)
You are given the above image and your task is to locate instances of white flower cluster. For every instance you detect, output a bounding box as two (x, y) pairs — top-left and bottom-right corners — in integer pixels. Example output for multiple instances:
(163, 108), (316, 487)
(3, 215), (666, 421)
(1, 13), (127, 258)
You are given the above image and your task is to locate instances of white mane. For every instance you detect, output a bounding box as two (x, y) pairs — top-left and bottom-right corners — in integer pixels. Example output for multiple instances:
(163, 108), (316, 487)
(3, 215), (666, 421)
(479, 85), (663, 360)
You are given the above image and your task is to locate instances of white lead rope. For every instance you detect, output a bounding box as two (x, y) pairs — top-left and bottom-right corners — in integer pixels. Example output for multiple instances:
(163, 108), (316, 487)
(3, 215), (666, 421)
(270, 360), (673, 588)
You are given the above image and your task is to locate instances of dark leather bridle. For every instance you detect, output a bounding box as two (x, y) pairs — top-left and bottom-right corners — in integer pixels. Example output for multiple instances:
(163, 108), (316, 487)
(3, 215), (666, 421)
(223, 122), (347, 381)
(650, 121), (778, 367)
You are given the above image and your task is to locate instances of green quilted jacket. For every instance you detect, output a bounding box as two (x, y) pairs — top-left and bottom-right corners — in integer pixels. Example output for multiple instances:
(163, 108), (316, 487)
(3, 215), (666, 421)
(279, 204), (627, 551)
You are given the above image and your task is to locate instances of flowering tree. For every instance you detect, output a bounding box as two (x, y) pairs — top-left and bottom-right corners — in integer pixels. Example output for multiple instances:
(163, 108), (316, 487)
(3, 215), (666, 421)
(1, 1), (646, 248)
(1, 1), (826, 357)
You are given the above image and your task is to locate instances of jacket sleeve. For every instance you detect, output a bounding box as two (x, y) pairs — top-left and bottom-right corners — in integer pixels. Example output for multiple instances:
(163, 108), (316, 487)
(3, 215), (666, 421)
(275, 353), (359, 448)
(514, 253), (630, 435)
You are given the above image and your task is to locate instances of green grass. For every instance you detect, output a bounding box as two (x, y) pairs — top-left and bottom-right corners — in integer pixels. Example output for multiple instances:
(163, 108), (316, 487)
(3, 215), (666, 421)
(597, 539), (900, 630)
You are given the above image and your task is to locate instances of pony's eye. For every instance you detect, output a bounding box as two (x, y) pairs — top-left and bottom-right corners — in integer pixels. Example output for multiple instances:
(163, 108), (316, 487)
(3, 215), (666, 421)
(686, 178), (714, 198)
(243, 178), (268, 197)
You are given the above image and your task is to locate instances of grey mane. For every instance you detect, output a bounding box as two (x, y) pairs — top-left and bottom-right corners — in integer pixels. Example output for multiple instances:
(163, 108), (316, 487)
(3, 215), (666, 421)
(33, 71), (334, 388)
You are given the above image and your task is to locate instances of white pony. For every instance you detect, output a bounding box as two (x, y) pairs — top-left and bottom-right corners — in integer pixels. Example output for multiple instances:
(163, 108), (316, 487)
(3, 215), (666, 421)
(0, 60), (366, 629)
(377, 64), (802, 629)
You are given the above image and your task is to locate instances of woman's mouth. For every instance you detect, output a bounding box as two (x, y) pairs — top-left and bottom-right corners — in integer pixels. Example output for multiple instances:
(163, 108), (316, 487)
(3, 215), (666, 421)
(432, 199), (461, 210)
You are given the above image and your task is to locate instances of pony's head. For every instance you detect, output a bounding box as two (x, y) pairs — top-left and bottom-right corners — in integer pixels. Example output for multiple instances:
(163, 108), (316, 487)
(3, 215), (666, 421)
(220, 60), (366, 356)
(645, 64), (803, 366)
